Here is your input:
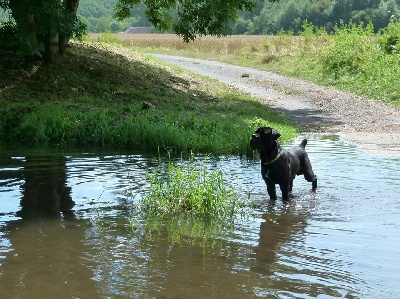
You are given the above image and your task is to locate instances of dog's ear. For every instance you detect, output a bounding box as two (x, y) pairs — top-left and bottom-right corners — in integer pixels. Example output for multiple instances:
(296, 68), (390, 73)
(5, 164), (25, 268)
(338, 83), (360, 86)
(272, 129), (281, 140)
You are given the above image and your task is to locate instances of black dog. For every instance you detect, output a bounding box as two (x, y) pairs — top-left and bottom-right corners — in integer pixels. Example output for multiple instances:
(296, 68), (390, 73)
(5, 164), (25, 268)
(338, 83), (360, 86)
(250, 127), (317, 201)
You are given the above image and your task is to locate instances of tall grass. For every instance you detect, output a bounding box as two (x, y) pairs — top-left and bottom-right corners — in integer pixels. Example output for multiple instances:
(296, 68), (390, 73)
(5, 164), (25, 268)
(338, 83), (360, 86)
(90, 32), (264, 55)
(9, 102), (293, 154)
(141, 154), (240, 219)
(131, 154), (247, 245)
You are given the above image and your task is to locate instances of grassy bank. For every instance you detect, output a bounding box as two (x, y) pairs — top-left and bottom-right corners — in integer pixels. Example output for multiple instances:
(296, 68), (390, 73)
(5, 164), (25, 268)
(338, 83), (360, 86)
(93, 20), (400, 106)
(0, 42), (296, 154)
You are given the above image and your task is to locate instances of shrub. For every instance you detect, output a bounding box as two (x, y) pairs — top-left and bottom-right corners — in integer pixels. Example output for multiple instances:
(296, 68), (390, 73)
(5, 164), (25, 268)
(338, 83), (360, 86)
(377, 17), (400, 55)
(322, 21), (375, 79)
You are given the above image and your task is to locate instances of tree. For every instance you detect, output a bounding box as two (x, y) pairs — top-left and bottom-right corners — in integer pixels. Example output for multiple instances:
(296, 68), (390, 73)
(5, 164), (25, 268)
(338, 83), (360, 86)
(114, 0), (279, 42)
(1, 0), (278, 63)
(0, 0), (86, 63)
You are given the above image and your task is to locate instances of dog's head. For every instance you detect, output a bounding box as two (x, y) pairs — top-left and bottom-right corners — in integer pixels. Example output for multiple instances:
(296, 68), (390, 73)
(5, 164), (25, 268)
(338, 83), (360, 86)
(250, 127), (281, 152)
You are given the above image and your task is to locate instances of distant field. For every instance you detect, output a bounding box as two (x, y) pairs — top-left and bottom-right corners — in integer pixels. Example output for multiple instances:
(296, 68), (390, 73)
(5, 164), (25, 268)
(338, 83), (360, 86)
(87, 33), (318, 69)
(88, 33), (270, 55)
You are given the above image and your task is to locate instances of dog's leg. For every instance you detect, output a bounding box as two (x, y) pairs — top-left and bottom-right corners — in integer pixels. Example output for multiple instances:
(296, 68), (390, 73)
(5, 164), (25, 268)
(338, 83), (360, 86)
(312, 176), (317, 191)
(303, 156), (318, 191)
(280, 181), (291, 202)
(303, 171), (317, 191)
(265, 180), (277, 201)
(303, 173), (317, 191)
(303, 175), (317, 191)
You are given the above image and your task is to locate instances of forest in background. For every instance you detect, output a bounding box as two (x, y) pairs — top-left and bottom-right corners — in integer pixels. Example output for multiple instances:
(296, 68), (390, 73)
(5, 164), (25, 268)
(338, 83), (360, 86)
(77, 0), (400, 34)
(1, 0), (399, 34)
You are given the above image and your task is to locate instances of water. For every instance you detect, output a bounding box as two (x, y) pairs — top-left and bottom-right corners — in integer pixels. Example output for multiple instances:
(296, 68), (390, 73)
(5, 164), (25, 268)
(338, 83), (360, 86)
(1, 135), (399, 298)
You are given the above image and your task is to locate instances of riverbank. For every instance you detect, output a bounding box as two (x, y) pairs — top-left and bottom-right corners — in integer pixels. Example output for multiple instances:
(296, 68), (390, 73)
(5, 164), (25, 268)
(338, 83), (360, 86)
(2, 41), (399, 156)
(151, 54), (400, 156)
(0, 42), (295, 154)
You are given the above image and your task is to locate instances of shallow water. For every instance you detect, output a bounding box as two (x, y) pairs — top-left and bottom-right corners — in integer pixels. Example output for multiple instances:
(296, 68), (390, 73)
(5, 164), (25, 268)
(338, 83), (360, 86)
(1, 135), (399, 298)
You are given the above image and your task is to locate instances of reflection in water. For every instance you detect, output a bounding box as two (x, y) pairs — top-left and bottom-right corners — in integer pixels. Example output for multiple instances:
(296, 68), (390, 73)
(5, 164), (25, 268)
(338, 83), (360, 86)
(254, 204), (308, 276)
(0, 218), (99, 298)
(253, 203), (361, 298)
(0, 137), (399, 298)
(19, 155), (74, 218)
(0, 153), (98, 297)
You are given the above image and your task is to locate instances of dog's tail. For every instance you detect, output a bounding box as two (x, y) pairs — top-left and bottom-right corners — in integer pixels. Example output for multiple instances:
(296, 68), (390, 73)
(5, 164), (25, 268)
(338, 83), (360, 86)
(299, 138), (307, 149)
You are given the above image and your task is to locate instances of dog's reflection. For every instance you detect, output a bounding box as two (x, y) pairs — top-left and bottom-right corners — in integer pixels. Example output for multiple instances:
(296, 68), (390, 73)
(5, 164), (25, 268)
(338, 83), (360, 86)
(252, 202), (309, 276)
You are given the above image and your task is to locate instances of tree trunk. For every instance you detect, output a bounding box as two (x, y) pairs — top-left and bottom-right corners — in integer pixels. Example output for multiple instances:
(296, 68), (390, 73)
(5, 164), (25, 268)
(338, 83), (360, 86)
(44, 32), (60, 63)
(9, 0), (38, 55)
(25, 13), (37, 48)
(59, 0), (80, 55)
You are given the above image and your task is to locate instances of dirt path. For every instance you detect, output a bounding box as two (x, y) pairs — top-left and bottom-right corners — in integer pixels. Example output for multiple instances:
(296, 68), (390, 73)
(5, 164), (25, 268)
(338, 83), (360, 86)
(152, 54), (400, 156)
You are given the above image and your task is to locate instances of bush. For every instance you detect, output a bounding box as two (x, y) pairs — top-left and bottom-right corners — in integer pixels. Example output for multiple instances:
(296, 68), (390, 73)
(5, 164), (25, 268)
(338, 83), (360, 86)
(377, 17), (400, 54)
(0, 20), (19, 49)
(322, 21), (375, 79)
(0, 19), (43, 59)
(317, 19), (400, 103)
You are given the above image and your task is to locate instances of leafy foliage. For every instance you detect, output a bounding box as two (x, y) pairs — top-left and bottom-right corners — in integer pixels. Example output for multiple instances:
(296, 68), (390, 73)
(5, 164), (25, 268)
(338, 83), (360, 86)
(377, 16), (400, 54)
(0, 0), (86, 61)
(114, 0), (278, 42)
(76, 0), (400, 35)
(239, 0), (400, 34)
(322, 21), (375, 78)
(311, 18), (399, 103)
(78, 0), (146, 32)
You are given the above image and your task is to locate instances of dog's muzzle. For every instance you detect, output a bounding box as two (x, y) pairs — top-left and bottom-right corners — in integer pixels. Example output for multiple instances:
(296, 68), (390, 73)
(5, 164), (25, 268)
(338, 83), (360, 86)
(250, 135), (261, 151)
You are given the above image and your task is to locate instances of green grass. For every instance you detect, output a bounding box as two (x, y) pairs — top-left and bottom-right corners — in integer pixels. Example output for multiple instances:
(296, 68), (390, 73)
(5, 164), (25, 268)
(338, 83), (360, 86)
(0, 42), (297, 154)
(131, 154), (249, 245)
(141, 154), (240, 219)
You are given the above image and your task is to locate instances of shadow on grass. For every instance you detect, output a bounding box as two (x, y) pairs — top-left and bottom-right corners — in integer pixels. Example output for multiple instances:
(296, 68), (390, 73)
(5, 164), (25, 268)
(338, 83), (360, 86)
(0, 42), (296, 154)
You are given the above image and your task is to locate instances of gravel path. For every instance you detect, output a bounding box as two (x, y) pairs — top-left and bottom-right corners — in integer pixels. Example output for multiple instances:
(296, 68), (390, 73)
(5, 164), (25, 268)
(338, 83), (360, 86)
(152, 54), (400, 156)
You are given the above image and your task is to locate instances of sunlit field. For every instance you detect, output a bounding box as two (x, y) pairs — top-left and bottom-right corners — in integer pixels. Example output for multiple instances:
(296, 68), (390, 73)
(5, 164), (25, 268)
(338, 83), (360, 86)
(88, 33), (327, 60)
(87, 32), (331, 78)
(89, 33), (267, 54)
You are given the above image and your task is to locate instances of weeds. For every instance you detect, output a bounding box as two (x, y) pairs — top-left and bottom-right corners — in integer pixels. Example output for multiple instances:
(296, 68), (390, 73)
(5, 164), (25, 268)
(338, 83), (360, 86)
(139, 154), (241, 219)
(319, 20), (400, 103)
(261, 21), (400, 104)
(131, 153), (247, 245)
(322, 21), (375, 80)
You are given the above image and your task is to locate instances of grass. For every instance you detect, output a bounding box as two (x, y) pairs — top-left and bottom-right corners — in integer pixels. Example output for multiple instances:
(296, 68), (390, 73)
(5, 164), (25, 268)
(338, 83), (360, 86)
(93, 20), (400, 106)
(131, 153), (248, 245)
(0, 41), (296, 154)
(141, 154), (240, 219)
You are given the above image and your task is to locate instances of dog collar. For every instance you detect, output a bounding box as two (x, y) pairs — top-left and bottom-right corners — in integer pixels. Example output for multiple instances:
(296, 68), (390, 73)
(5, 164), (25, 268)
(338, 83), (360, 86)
(264, 152), (281, 165)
